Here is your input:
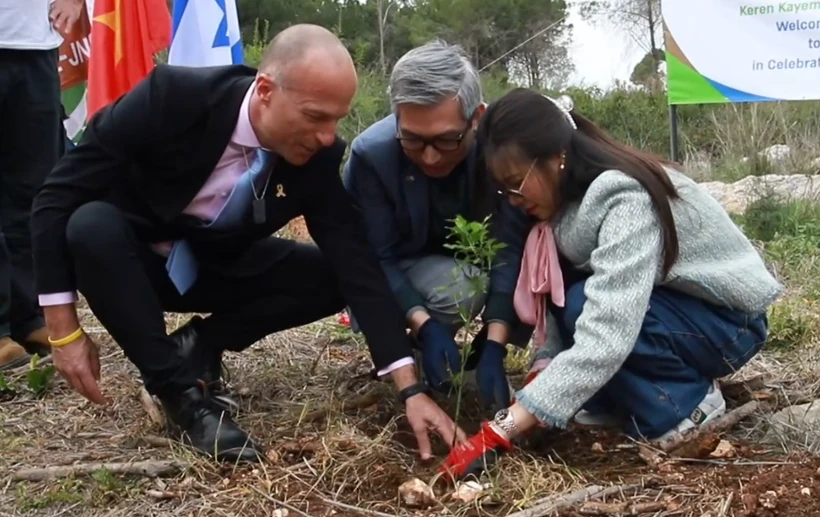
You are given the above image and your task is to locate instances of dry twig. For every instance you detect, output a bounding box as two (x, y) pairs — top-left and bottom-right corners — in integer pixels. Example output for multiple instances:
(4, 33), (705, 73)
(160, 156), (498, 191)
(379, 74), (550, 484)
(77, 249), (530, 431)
(13, 460), (187, 481)
(579, 500), (668, 515)
(146, 489), (177, 500)
(656, 400), (760, 454)
(718, 492), (734, 517)
(138, 386), (165, 427)
(506, 484), (642, 517)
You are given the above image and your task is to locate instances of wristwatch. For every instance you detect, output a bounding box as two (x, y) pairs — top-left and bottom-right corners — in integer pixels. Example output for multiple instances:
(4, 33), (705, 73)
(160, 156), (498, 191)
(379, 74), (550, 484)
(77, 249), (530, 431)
(492, 408), (519, 436)
(398, 382), (431, 403)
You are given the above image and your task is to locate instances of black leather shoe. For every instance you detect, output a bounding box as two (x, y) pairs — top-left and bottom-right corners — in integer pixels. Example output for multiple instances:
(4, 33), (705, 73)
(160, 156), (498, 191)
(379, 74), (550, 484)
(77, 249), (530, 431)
(159, 384), (263, 463)
(170, 317), (238, 414)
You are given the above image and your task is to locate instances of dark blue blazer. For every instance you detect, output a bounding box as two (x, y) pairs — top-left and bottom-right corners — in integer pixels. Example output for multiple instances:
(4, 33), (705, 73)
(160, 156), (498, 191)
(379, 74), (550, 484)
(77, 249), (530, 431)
(342, 114), (531, 325)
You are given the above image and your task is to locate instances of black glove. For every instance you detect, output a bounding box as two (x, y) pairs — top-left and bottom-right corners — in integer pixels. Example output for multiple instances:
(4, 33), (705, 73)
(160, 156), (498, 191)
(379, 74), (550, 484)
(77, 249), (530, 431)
(475, 338), (510, 410)
(416, 318), (462, 392)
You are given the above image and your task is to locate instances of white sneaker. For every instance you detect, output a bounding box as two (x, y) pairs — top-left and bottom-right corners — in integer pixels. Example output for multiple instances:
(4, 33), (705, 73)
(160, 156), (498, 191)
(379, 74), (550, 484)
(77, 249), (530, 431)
(654, 380), (726, 442)
(574, 409), (624, 428)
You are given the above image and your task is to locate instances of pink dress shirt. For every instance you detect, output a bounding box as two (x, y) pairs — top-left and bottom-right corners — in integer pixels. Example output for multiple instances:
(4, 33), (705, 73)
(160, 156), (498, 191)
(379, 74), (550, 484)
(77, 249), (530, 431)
(39, 84), (261, 307)
(40, 85), (416, 377)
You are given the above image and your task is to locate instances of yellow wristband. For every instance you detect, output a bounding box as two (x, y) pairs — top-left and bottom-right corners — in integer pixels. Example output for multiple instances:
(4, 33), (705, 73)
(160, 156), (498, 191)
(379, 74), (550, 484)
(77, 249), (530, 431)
(48, 327), (85, 347)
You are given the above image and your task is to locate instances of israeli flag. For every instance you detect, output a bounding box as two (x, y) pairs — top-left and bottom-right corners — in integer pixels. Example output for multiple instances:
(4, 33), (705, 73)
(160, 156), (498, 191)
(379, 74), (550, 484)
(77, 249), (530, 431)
(168, 0), (243, 66)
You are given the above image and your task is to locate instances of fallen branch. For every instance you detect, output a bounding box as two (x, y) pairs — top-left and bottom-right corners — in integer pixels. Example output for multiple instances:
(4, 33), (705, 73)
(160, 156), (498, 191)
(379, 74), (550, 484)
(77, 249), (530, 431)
(637, 445), (665, 468)
(13, 460), (187, 481)
(506, 484), (642, 517)
(138, 387), (165, 427)
(301, 390), (381, 423)
(656, 401), (760, 454)
(146, 489), (177, 500)
(580, 500), (668, 515)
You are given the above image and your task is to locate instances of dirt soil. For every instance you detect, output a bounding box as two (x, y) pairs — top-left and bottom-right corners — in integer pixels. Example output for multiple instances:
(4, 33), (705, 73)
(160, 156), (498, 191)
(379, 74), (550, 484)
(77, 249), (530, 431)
(2, 312), (819, 517)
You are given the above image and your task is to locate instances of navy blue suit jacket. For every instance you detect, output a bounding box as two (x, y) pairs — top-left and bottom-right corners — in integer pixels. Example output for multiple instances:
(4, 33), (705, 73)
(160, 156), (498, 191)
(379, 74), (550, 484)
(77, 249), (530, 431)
(342, 114), (531, 327)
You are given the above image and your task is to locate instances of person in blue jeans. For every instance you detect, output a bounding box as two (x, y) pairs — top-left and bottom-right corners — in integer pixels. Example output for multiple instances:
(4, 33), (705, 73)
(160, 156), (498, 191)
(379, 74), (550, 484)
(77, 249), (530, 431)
(343, 41), (531, 410)
(440, 87), (783, 480)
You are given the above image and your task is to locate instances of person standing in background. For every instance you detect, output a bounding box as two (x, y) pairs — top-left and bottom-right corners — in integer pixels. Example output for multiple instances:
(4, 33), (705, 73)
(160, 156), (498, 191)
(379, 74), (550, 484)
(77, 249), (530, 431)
(0, 0), (84, 369)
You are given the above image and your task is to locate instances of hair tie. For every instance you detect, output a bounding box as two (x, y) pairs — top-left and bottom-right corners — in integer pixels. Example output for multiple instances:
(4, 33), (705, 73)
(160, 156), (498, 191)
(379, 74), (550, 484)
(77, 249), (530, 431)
(543, 94), (577, 130)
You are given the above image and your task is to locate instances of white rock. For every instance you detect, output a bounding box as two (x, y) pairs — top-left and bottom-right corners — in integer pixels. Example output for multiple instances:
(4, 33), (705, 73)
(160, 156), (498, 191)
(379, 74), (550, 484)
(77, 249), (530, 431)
(767, 399), (820, 442)
(398, 478), (435, 508)
(450, 480), (487, 504)
(759, 144), (791, 167)
(709, 440), (737, 458)
(759, 490), (778, 509)
(699, 174), (820, 214)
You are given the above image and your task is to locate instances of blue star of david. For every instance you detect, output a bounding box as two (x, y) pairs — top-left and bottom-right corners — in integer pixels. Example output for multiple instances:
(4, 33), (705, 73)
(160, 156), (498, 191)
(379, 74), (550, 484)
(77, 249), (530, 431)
(212, 0), (230, 48)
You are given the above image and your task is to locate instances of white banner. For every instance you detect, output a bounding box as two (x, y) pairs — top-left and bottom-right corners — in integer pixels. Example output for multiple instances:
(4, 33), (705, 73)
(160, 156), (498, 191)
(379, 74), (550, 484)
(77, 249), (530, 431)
(663, 0), (820, 104)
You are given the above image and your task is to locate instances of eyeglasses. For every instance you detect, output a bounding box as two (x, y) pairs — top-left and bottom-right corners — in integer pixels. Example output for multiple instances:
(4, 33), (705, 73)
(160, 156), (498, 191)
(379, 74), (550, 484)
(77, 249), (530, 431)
(499, 159), (537, 199)
(395, 118), (472, 153)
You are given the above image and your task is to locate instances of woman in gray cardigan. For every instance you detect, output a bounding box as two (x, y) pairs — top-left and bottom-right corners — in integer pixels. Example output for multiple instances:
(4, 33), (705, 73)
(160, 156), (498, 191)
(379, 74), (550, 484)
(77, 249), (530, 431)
(440, 87), (783, 481)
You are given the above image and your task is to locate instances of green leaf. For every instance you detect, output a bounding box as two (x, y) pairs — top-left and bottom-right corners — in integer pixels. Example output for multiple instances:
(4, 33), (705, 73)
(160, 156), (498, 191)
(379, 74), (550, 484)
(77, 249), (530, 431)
(0, 373), (16, 396)
(27, 364), (55, 399)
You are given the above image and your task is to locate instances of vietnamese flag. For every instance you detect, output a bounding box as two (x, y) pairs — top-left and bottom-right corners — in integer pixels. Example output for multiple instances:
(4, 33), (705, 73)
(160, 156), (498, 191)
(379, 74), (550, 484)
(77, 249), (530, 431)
(87, 0), (172, 119)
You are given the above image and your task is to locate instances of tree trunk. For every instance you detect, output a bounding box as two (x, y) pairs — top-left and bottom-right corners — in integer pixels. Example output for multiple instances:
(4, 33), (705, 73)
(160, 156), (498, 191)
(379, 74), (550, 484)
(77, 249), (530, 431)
(378, 0), (387, 74)
(647, 0), (658, 67)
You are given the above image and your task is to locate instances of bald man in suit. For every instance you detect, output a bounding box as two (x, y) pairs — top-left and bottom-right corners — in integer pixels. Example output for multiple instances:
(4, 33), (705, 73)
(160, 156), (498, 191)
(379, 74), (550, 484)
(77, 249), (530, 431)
(31, 24), (465, 463)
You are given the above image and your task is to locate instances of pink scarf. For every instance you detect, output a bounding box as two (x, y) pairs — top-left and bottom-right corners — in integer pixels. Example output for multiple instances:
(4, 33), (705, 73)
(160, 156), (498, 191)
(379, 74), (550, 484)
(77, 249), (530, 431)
(514, 221), (565, 348)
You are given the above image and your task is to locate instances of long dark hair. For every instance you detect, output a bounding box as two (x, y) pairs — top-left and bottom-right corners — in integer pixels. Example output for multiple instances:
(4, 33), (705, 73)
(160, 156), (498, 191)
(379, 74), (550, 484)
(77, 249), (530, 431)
(478, 88), (680, 277)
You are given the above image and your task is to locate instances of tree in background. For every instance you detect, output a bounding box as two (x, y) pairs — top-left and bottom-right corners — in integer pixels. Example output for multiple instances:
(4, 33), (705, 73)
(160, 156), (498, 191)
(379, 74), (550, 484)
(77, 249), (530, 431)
(586, 0), (664, 90)
(236, 0), (574, 89)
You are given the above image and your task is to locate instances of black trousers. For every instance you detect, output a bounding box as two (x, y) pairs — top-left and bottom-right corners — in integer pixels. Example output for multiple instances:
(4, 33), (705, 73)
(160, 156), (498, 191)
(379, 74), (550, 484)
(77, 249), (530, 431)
(66, 201), (346, 396)
(0, 49), (62, 340)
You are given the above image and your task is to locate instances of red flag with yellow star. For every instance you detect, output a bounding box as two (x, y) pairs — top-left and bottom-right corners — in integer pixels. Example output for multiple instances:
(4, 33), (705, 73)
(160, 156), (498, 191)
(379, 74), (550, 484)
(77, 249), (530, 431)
(87, 0), (172, 119)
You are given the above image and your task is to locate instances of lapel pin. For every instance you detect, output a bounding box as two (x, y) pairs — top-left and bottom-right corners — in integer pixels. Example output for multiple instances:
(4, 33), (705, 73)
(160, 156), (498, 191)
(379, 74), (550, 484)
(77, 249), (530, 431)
(276, 184), (286, 197)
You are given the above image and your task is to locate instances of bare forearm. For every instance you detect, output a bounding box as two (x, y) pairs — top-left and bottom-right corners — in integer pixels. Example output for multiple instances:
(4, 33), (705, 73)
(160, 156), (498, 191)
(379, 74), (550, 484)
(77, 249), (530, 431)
(407, 309), (430, 335)
(487, 321), (510, 344)
(390, 363), (420, 391)
(44, 304), (81, 339)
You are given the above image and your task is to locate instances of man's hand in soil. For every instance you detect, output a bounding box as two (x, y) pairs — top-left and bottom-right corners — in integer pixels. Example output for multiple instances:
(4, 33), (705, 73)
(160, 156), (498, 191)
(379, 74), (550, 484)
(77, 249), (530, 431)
(391, 363), (466, 460)
(52, 333), (106, 404)
(49, 0), (84, 35)
(46, 304), (106, 404)
(405, 392), (466, 460)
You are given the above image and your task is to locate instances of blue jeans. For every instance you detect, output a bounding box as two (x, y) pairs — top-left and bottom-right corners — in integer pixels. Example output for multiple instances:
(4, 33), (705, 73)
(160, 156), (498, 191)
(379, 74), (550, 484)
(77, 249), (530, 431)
(553, 279), (768, 439)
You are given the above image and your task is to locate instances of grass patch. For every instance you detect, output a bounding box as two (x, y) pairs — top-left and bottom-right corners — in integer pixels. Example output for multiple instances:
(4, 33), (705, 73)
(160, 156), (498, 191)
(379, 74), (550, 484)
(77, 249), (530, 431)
(740, 196), (820, 244)
(734, 195), (820, 353)
(738, 196), (820, 293)
(766, 301), (818, 351)
(15, 479), (84, 512)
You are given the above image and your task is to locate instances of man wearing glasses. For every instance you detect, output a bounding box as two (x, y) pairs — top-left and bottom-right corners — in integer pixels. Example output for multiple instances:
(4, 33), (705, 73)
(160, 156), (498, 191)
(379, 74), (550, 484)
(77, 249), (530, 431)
(342, 41), (531, 411)
(31, 26), (465, 464)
